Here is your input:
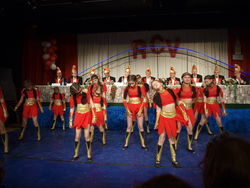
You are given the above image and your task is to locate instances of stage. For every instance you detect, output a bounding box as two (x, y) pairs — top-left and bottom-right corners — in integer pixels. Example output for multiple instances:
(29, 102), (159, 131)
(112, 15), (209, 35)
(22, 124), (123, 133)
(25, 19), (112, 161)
(1, 127), (250, 188)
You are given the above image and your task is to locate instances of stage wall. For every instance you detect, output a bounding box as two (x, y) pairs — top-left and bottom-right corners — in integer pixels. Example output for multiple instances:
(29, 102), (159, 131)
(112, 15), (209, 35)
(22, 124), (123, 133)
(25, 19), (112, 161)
(78, 29), (229, 80)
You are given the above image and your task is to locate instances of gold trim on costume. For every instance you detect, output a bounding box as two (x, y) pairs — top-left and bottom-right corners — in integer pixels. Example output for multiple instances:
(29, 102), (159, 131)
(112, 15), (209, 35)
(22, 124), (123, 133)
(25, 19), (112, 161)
(25, 98), (36, 105)
(206, 98), (217, 104)
(54, 99), (62, 105)
(160, 110), (176, 118)
(76, 104), (90, 114)
(196, 98), (203, 102)
(128, 97), (141, 104)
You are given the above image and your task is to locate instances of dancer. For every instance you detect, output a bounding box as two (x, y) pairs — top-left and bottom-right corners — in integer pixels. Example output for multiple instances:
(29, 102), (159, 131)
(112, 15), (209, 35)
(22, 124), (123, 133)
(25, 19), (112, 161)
(175, 72), (197, 152)
(88, 74), (107, 145)
(0, 87), (8, 153)
(203, 75), (227, 134)
(152, 80), (186, 167)
(69, 83), (93, 161)
(122, 75), (148, 150)
(14, 80), (44, 141)
(49, 87), (66, 130)
(137, 74), (151, 134)
(193, 85), (213, 141)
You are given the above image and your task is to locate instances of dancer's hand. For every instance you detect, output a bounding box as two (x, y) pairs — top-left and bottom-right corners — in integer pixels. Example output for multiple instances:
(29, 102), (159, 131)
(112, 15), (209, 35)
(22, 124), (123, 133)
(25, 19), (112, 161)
(222, 111), (228, 116)
(127, 110), (132, 117)
(154, 123), (158, 130)
(92, 116), (97, 124)
(40, 108), (44, 113)
(69, 120), (73, 128)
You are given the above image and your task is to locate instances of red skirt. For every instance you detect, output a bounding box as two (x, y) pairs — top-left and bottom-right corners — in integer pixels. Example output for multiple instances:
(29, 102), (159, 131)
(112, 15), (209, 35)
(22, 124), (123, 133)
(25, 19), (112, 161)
(206, 103), (221, 118)
(52, 105), (64, 116)
(186, 108), (195, 126)
(72, 111), (92, 129)
(194, 102), (205, 115)
(158, 112), (187, 138)
(92, 109), (105, 127)
(127, 103), (143, 121)
(0, 106), (7, 123)
(23, 104), (39, 119)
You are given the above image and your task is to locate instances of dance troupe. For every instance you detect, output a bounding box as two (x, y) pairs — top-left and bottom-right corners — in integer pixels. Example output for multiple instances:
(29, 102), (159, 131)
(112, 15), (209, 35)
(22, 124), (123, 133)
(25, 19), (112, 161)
(1, 63), (247, 167)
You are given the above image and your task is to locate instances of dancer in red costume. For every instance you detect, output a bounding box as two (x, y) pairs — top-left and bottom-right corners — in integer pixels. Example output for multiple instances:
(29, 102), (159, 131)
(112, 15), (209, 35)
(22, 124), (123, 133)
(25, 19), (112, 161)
(152, 80), (188, 167)
(122, 75), (148, 150)
(193, 85), (213, 141)
(69, 83), (93, 161)
(203, 75), (227, 134)
(175, 72), (197, 152)
(136, 74), (151, 134)
(14, 80), (44, 141)
(49, 87), (66, 130)
(88, 74), (107, 145)
(0, 87), (8, 153)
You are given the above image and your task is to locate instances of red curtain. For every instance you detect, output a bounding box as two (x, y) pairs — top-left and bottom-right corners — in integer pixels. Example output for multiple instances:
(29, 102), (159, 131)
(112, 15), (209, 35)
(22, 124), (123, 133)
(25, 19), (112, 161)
(228, 28), (250, 77)
(22, 27), (77, 85)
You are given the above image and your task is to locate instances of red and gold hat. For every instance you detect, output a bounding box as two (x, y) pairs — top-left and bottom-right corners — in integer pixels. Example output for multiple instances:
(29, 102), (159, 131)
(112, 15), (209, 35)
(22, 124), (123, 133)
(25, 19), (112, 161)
(125, 65), (131, 73)
(56, 67), (61, 74)
(103, 67), (110, 74)
(145, 67), (151, 73)
(192, 65), (197, 72)
(214, 65), (220, 72)
(234, 64), (241, 72)
(90, 67), (95, 75)
(72, 65), (77, 74)
(170, 66), (176, 74)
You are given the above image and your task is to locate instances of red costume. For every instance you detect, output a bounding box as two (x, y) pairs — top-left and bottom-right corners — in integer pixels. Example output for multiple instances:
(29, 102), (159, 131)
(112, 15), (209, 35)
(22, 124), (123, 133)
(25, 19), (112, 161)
(123, 85), (146, 121)
(51, 93), (66, 116)
(0, 88), (7, 123)
(70, 91), (92, 129)
(21, 88), (42, 119)
(204, 85), (223, 118)
(155, 89), (188, 138)
(175, 85), (197, 125)
(88, 84), (107, 127)
(194, 87), (205, 115)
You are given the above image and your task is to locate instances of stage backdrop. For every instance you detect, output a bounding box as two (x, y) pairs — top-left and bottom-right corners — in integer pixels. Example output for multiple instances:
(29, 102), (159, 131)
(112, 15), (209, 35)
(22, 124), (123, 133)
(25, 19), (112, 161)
(78, 29), (229, 80)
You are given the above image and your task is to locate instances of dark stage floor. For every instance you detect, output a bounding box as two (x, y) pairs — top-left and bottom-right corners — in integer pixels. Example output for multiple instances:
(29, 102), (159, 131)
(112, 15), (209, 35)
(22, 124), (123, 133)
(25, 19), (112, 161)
(1, 127), (250, 188)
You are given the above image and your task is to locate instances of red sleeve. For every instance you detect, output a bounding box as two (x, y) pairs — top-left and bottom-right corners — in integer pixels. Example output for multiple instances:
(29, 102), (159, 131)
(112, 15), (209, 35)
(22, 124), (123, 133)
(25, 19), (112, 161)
(69, 95), (74, 108)
(172, 88), (180, 100)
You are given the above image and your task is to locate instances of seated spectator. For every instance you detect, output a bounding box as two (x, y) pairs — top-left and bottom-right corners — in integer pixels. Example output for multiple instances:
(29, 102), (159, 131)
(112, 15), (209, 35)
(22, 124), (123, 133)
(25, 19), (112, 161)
(201, 132), (250, 188)
(134, 174), (193, 188)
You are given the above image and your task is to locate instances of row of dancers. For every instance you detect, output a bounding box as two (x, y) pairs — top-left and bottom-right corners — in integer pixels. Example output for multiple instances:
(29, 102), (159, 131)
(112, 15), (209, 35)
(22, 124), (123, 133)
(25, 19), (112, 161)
(0, 71), (227, 167)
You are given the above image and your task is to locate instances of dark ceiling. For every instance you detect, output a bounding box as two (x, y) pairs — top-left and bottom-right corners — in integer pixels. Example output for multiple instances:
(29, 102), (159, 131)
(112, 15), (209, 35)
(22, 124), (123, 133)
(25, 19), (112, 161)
(1, 0), (250, 33)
